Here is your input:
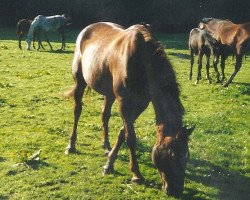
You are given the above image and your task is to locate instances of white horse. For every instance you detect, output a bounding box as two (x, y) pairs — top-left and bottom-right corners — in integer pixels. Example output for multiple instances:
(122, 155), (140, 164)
(26, 14), (71, 50)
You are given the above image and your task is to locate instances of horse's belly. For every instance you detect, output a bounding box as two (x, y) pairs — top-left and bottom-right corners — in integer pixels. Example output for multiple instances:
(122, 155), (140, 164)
(81, 47), (113, 95)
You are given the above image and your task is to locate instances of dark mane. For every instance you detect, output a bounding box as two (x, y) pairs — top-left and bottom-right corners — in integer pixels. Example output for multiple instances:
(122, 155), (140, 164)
(144, 31), (184, 132)
(201, 17), (232, 24)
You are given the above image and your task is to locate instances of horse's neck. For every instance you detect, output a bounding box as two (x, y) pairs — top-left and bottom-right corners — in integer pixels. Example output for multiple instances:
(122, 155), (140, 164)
(147, 56), (183, 136)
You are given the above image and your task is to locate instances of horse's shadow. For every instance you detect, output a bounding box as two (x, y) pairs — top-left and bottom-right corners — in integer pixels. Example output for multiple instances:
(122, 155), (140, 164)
(40, 49), (74, 54)
(182, 158), (250, 200)
(168, 52), (190, 59)
(117, 143), (249, 200)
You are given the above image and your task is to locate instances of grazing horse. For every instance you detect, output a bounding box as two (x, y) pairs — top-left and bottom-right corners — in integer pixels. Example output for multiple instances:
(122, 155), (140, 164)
(189, 28), (221, 84)
(26, 14), (71, 51)
(199, 18), (250, 87)
(65, 22), (194, 198)
(17, 19), (45, 50)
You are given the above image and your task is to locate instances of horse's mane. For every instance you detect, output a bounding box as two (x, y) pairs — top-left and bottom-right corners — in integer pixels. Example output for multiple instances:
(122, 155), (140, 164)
(133, 25), (184, 130)
(201, 17), (232, 24)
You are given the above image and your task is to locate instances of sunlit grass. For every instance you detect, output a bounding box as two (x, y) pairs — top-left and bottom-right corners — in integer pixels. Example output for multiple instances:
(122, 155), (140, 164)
(0, 27), (249, 199)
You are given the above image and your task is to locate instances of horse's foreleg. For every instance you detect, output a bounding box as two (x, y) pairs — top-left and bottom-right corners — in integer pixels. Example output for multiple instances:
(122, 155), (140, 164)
(196, 52), (203, 84)
(65, 80), (86, 154)
(189, 50), (194, 80)
(118, 100), (148, 182)
(213, 54), (220, 83)
(223, 54), (243, 87)
(205, 54), (211, 83)
(102, 96), (115, 154)
(18, 33), (23, 50)
(44, 33), (53, 51)
(103, 127), (125, 174)
(36, 33), (45, 50)
(220, 55), (226, 81)
(60, 30), (66, 50)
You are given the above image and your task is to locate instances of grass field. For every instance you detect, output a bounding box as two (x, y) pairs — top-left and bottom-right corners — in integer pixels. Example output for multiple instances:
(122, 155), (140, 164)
(0, 27), (249, 200)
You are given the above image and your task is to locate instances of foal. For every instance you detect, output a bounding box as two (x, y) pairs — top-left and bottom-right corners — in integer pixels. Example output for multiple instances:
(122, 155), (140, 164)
(189, 28), (221, 83)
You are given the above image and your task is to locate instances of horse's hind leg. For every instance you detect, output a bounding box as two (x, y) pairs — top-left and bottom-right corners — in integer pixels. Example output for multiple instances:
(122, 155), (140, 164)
(65, 75), (87, 154)
(102, 95), (115, 153)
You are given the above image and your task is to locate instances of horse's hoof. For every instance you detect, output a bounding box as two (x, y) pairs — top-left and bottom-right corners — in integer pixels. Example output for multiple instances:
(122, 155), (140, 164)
(195, 80), (199, 84)
(103, 164), (114, 174)
(65, 145), (76, 155)
(216, 80), (221, 83)
(223, 83), (229, 87)
(131, 176), (145, 184)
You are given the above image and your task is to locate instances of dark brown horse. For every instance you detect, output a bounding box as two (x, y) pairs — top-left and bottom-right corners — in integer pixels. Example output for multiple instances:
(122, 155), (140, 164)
(199, 18), (250, 87)
(17, 19), (44, 50)
(65, 22), (194, 198)
(189, 28), (221, 84)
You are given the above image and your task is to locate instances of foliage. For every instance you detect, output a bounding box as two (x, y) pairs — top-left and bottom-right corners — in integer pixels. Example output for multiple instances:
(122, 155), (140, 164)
(0, 27), (249, 199)
(0, 0), (250, 32)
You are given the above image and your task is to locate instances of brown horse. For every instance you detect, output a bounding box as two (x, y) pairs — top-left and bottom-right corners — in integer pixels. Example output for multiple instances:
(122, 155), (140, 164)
(17, 19), (45, 50)
(199, 18), (250, 87)
(189, 28), (221, 84)
(65, 22), (194, 198)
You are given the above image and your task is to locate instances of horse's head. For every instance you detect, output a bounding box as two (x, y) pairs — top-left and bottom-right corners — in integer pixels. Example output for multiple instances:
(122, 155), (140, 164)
(198, 18), (213, 30)
(152, 126), (194, 198)
(61, 14), (71, 25)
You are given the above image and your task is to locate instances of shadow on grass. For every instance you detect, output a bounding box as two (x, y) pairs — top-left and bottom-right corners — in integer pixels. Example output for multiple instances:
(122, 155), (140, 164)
(168, 52), (190, 59)
(116, 144), (249, 200)
(41, 49), (74, 54)
(182, 158), (250, 200)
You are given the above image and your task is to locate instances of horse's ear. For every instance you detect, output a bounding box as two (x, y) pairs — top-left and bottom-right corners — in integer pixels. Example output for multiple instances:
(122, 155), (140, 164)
(199, 23), (205, 30)
(176, 125), (195, 140)
(184, 125), (195, 136)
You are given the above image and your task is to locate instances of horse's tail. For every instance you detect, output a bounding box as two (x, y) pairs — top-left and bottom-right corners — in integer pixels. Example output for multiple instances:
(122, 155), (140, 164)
(63, 85), (76, 98)
(63, 85), (91, 98)
(17, 22), (22, 36)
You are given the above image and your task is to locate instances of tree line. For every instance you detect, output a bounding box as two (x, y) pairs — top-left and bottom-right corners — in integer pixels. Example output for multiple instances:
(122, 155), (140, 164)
(0, 0), (250, 33)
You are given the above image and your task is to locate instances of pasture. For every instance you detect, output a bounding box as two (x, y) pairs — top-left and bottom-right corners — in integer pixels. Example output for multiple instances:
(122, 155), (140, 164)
(0, 27), (249, 199)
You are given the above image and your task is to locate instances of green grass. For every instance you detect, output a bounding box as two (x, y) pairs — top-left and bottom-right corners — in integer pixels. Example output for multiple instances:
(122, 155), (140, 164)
(0, 27), (249, 200)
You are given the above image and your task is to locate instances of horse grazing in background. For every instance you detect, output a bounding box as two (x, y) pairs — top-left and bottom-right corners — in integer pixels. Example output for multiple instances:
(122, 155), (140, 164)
(199, 18), (250, 87)
(26, 14), (71, 51)
(189, 28), (221, 84)
(17, 19), (45, 50)
(65, 22), (194, 198)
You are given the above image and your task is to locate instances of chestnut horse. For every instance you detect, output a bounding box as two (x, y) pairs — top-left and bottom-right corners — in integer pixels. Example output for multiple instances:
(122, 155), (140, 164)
(65, 22), (194, 198)
(199, 18), (250, 87)
(17, 19), (45, 50)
